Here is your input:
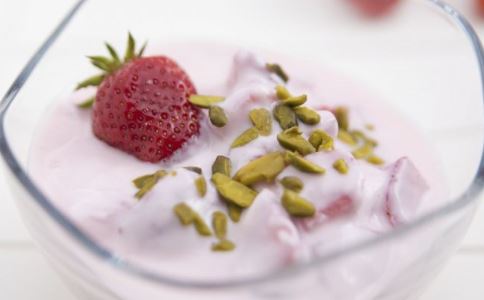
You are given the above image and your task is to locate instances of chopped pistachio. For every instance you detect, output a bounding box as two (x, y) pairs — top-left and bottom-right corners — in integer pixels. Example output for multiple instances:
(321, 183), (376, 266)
(337, 129), (358, 146)
(183, 166), (202, 174)
(173, 203), (195, 226)
(275, 85), (291, 100)
(280, 176), (304, 193)
(233, 152), (286, 185)
(273, 104), (298, 130)
(352, 143), (373, 159)
(249, 108), (272, 136)
(212, 239), (236, 252)
(227, 203), (243, 223)
(285, 151), (326, 174)
(133, 174), (155, 189)
(351, 130), (378, 147)
(281, 95), (307, 107)
(211, 173), (258, 208)
(193, 216), (213, 236)
(266, 63), (289, 83)
(294, 106), (320, 125)
(195, 176), (207, 197)
(133, 170), (167, 199)
(212, 211), (228, 240)
(309, 129), (334, 152)
(333, 159), (349, 174)
(188, 95), (225, 108)
(209, 105), (228, 127)
(365, 124), (375, 131)
(334, 106), (349, 131)
(277, 127), (316, 156)
(212, 155), (232, 176)
(366, 155), (385, 166)
(174, 203), (212, 236)
(231, 127), (259, 148)
(281, 189), (315, 217)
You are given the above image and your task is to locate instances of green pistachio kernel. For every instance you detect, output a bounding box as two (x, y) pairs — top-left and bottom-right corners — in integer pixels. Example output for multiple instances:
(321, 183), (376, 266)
(277, 127), (316, 156)
(212, 239), (236, 252)
(212, 155), (232, 176)
(281, 95), (307, 107)
(275, 85), (291, 100)
(266, 63), (289, 83)
(209, 105), (228, 127)
(188, 95), (225, 108)
(351, 130), (378, 147)
(233, 152), (286, 185)
(183, 166), (202, 174)
(195, 176), (207, 197)
(211, 173), (258, 208)
(294, 106), (321, 125)
(133, 170), (167, 199)
(133, 174), (155, 189)
(334, 106), (349, 131)
(175, 203), (212, 236)
(352, 143), (374, 159)
(281, 189), (315, 217)
(333, 159), (349, 175)
(249, 108), (272, 136)
(212, 211), (228, 240)
(174, 203), (212, 236)
(309, 129), (334, 152)
(366, 155), (385, 166)
(273, 104), (298, 130)
(193, 216), (213, 236)
(231, 127), (259, 148)
(227, 203), (243, 223)
(173, 203), (195, 226)
(337, 129), (358, 146)
(285, 151), (326, 174)
(280, 176), (304, 193)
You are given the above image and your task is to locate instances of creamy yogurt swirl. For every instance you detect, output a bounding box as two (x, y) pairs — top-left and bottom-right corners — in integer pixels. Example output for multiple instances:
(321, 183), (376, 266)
(30, 46), (437, 288)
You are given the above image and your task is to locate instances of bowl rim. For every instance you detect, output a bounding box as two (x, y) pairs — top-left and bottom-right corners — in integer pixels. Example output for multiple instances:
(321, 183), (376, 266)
(0, 0), (483, 289)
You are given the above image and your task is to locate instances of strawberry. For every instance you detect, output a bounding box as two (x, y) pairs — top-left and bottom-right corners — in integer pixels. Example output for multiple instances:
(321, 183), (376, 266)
(477, 0), (484, 17)
(348, 0), (400, 17)
(76, 34), (201, 162)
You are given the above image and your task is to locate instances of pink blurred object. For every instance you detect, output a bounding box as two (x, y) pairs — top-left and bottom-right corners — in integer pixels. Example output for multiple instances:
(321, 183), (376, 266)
(349, 0), (401, 17)
(477, 0), (484, 17)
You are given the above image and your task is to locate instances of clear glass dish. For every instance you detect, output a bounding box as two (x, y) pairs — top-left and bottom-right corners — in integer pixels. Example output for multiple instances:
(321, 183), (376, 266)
(1, 0), (483, 299)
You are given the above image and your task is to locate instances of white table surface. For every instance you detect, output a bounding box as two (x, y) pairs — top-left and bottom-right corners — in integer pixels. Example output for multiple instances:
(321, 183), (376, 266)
(1, 0), (484, 299)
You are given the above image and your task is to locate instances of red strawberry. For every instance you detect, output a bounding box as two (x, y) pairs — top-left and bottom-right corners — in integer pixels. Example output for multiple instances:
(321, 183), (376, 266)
(76, 34), (201, 162)
(349, 0), (400, 17)
(477, 0), (484, 17)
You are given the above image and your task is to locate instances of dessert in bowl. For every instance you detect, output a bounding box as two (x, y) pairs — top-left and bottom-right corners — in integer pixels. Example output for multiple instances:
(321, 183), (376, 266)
(1, 1), (483, 299)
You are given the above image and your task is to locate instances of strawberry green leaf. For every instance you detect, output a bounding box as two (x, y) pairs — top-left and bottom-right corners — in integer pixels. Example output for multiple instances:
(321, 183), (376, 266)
(105, 42), (121, 66)
(137, 41), (148, 57)
(76, 74), (105, 90)
(77, 96), (95, 109)
(124, 32), (136, 62)
(88, 56), (115, 72)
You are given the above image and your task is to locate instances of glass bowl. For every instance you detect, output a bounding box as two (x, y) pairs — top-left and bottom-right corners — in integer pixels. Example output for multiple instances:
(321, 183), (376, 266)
(1, 0), (483, 299)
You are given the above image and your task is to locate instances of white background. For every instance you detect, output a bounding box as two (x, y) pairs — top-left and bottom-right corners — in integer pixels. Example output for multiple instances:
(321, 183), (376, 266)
(1, 0), (484, 299)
